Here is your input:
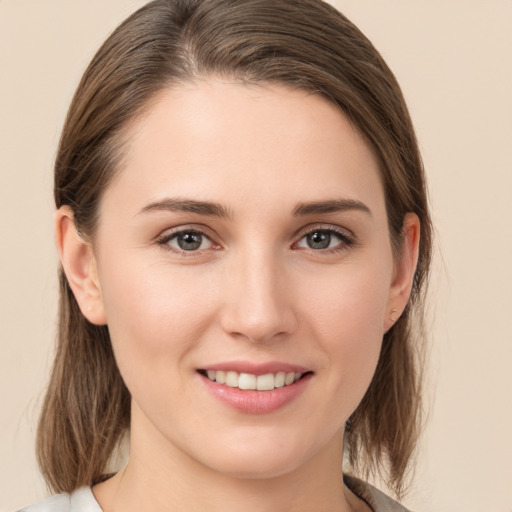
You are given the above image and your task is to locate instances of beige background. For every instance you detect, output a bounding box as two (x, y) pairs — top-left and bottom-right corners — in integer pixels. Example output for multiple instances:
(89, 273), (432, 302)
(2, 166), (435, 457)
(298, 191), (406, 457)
(1, 1), (511, 511)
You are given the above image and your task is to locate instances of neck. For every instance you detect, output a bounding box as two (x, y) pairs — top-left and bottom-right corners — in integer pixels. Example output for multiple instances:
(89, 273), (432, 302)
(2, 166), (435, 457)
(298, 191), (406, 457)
(93, 409), (367, 512)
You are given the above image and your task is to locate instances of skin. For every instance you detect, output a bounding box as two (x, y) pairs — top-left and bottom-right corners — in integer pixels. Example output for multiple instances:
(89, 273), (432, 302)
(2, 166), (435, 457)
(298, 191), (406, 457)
(56, 80), (419, 512)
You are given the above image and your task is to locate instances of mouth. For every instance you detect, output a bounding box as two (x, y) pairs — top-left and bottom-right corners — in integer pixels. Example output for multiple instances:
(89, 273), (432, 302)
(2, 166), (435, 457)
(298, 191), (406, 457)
(197, 362), (314, 413)
(198, 369), (311, 391)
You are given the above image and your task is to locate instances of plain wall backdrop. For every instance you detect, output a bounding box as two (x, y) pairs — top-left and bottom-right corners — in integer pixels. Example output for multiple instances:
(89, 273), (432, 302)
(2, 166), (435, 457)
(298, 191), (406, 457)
(1, 1), (511, 511)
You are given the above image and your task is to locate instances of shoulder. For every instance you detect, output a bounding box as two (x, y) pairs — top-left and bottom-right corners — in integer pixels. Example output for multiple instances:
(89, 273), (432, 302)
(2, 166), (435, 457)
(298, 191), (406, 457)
(344, 475), (413, 512)
(16, 487), (102, 512)
(16, 493), (70, 512)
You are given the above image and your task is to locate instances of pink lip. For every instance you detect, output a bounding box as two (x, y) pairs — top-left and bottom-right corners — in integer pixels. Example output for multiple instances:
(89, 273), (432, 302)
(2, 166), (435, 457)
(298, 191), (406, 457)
(198, 366), (313, 414)
(200, 361), (310, 376)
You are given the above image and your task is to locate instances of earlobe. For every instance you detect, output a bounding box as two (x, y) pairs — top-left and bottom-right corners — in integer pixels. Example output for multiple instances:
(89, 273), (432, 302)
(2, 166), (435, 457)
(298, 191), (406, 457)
(55, 206), (107, 325)
(384, 213), (420, 331)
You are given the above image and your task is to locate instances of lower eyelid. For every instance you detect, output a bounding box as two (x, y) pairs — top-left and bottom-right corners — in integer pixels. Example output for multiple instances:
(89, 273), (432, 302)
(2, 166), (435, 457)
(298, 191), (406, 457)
(294, 228), (355, 251)
(155, 226), (354, 253)
(156, 230), (213, 251)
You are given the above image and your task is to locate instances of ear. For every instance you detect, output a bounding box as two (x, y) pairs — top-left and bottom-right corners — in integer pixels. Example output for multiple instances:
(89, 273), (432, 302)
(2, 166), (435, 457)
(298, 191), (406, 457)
(384, 212), (420, 332)
(55, 206), (107, 325)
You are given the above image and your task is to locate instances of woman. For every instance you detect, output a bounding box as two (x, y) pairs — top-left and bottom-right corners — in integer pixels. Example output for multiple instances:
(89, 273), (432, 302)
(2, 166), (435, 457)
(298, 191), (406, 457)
(20, 0), (432, 511)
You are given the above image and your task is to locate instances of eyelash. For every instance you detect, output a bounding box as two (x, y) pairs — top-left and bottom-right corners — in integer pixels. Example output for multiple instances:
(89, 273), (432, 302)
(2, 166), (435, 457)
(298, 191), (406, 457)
(155, 225), (355, 256)
(293, 226), (355, 254)
(156, 228), (218, 256)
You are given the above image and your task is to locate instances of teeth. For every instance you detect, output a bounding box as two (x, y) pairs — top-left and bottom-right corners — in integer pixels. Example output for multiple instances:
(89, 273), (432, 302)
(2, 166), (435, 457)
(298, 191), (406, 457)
(225, 371), (239, 388)
(275, 371), (286, 388)
(204, 370), (303, 390)
(238, 373), (256, 390)
(256, 373), (274, 391)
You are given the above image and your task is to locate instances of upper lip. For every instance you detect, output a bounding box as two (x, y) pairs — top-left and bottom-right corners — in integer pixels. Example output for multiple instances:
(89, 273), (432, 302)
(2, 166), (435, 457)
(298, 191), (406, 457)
(199, 361), (311, 376)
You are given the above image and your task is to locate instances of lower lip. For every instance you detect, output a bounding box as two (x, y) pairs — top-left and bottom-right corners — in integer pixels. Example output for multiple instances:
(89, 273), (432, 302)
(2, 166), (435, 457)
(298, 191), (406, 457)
(199, 373), (313, 414)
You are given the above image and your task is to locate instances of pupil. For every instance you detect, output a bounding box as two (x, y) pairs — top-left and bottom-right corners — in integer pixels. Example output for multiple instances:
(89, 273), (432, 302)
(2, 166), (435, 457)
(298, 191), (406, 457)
(308, 231), (330, 249)
(178, 232), (202, 251)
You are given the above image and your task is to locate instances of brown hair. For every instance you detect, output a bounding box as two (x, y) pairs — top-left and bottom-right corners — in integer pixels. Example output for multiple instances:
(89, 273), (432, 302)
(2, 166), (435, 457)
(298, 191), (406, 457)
(38, 0), (432, 499)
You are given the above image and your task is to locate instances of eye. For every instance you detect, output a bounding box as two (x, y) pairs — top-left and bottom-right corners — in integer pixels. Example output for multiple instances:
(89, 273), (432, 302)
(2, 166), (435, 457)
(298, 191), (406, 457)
(295, 228), (352, 251)
(158, 230), (214, 252)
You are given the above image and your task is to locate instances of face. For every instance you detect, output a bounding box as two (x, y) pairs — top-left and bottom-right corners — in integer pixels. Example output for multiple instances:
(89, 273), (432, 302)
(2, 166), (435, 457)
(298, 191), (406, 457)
(87, 80), (401, 479)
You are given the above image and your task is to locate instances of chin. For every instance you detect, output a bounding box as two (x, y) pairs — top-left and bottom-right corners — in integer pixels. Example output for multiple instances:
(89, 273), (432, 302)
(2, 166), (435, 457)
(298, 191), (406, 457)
(193, 433), (318, 481)
(208, 455), (304, 481)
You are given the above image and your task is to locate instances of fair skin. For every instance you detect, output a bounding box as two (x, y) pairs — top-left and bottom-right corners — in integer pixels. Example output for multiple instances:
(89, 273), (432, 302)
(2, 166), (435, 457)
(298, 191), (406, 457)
(56, 80), (419, 512)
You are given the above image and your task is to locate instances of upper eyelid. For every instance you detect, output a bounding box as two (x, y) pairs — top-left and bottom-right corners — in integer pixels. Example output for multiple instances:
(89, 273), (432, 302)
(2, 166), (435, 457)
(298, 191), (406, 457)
(156, 224), (217, 240)
(293, 223), (354, 240)
(154, 223), (355, 247)
(155, 228), (217, 257)
(155, 225), (217, 251)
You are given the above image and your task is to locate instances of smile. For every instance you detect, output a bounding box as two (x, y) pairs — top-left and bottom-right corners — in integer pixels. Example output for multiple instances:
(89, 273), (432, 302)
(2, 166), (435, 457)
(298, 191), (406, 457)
(202, 370), (303, 391)
(198, 364), (313, 413)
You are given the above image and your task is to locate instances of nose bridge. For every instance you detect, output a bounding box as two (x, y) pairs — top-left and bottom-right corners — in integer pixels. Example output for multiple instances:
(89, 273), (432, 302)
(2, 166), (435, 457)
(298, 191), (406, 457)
(221, 242), (296, 342)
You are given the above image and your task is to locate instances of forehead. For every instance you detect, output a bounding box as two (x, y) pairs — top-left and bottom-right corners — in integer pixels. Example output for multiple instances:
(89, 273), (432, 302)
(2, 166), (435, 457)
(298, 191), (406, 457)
(106, 80), (385, 218)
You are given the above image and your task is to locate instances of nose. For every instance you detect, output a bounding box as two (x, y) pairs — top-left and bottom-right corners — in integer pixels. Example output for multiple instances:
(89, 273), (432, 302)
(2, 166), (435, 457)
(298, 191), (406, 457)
(219, 248), (298, 343)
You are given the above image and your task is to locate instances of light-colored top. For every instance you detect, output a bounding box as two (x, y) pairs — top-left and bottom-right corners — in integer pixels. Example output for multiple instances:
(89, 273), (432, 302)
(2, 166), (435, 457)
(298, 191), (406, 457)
(17, 487), (101, 512)
(17, 477), (411, 512)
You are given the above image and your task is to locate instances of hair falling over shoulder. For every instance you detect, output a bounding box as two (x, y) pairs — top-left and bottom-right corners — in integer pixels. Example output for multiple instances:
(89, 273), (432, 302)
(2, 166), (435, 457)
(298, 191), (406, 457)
(37, 0), (432, 498)
(37, 272), (130, 492)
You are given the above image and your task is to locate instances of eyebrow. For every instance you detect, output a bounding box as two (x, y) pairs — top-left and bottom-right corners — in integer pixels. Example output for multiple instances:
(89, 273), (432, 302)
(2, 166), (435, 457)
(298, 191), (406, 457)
(292, 198), (372, 217)
(138, 197), (371, 219)
(138, 198), (232, 219)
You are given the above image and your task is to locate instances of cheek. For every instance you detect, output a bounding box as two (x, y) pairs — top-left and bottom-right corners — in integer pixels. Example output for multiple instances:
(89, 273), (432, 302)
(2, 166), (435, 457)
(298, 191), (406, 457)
(97, 256), (218, 385)
(304, 256), (391, 339)
(300, 259), (391, 405)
